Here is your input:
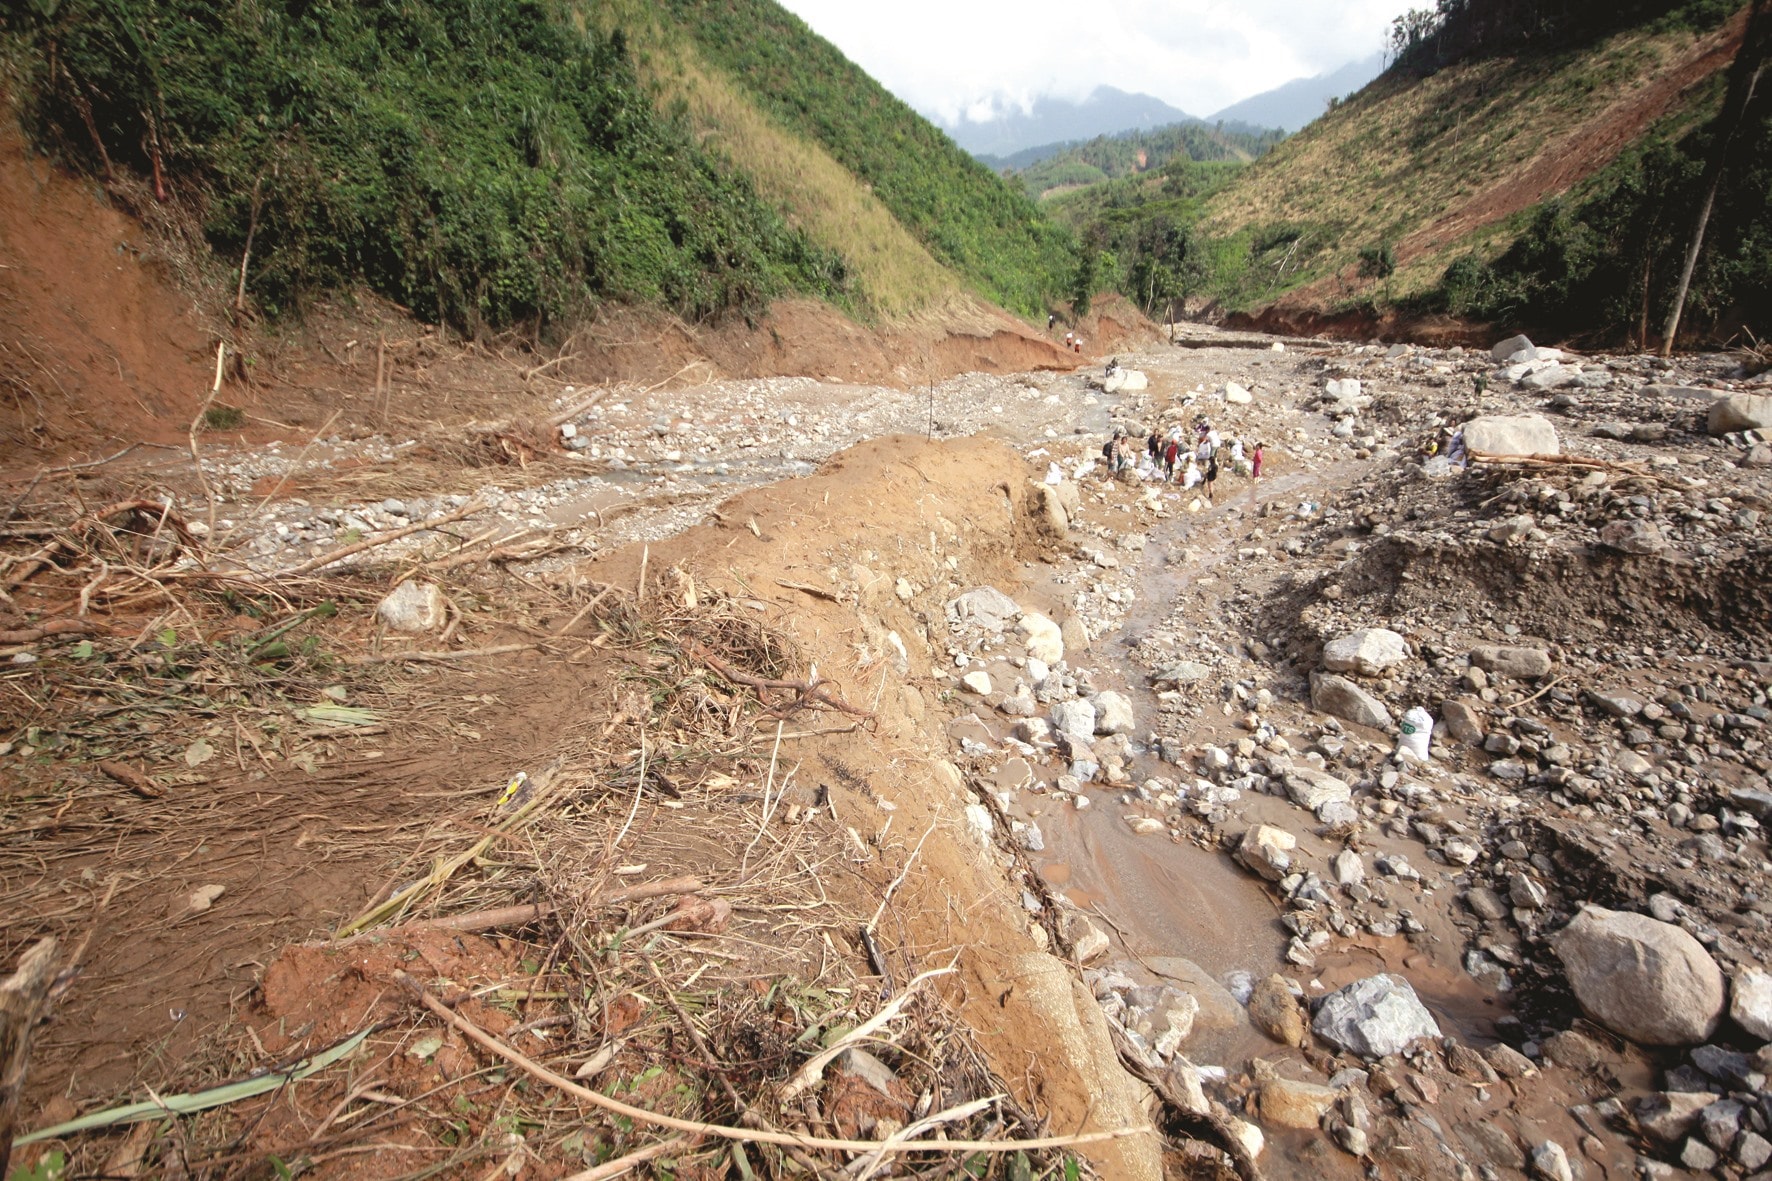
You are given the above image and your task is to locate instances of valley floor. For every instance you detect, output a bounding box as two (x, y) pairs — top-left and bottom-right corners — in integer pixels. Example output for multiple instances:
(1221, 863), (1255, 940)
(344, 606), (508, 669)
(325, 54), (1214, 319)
(3, 320), (1771, 1181)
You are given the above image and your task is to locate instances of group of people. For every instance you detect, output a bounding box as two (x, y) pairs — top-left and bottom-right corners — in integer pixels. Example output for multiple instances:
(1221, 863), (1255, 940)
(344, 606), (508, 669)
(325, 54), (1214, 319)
(1047, 315), (1085, 354)
(1102, 417), (1264, 503)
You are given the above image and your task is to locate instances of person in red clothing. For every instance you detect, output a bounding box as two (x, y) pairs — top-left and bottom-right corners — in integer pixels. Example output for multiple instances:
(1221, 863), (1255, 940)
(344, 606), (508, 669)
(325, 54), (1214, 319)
(1252, 442), (1265, 480)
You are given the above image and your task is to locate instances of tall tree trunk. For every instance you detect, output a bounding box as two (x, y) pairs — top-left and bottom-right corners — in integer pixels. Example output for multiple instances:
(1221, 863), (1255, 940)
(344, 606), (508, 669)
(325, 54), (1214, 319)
(1659, 1), (1771, 356)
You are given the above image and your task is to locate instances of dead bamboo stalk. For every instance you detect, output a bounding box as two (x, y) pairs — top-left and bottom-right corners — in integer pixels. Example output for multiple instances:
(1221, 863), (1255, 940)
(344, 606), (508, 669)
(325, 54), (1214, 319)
(348, 643), (537, 666)
(271, 500), (483, 578)
(375, 336), (388, 427)
(1, 939), (60, 1178)
(326, 877), (705, 946)
(561, 1137), (694, 1181)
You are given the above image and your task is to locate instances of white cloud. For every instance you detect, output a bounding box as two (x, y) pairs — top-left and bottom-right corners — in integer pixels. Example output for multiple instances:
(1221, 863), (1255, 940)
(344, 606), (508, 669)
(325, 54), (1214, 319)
(775, 0), (1412, 122)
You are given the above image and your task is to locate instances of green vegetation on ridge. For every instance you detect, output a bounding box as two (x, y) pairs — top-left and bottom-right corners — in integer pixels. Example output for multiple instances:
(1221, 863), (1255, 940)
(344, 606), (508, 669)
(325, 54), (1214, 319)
(656, 0), (1073, 316)
(3, 0), (849, 332)
(1061, 1), (1767, 344)
(994, 122), (1287, 201)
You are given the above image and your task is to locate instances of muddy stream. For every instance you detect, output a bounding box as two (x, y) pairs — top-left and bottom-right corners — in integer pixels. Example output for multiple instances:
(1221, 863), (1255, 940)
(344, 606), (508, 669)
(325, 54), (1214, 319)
(978, 382), (1506, 1074)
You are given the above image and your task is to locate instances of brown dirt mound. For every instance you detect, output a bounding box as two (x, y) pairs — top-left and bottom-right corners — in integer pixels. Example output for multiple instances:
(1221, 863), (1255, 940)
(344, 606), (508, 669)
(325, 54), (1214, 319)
(0, 122), (215, 458)
(4, 433), (1166, 1180)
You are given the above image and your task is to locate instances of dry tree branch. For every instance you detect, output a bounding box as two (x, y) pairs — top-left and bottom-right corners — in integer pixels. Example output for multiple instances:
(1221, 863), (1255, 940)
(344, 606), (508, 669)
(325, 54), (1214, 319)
(396, 971), (1144, 1155)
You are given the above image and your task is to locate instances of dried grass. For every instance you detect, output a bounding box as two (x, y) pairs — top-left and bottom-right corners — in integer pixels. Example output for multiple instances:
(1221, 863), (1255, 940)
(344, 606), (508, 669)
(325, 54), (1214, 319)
(2, 505), (1109, 1179)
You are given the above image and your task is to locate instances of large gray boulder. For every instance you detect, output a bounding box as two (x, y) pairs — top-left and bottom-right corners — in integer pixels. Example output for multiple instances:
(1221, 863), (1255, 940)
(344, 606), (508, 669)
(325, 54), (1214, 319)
(1310, 672), (1394, 729)
(1551, 905), (1726, 1046)
(1312, 974), (1442, 1058)
(946, 587), (1022, 631)
(1050, 699), (1097, 741)
(1520, 363), (1580, 390)
(1463, 414), (1561, 457)
(1490, 333), (1536, 362)
(1279, 764), (1353, 812)
(1323, 628), (1408, 676)
(1470, 645), (1553, 679)
(1708, 393), (1772, 435)
(1149, 661), (1210, 687)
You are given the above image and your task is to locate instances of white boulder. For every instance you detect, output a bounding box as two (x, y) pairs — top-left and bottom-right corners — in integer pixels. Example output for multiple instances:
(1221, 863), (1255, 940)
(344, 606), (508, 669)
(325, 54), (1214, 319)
(1463, 414), (1561, 457)
(377, 581), (447, 633)
(1322, 628), (1408, 676)
(1731, 967), (1772, 1041)
(1091, 691), (1136, 735)
(1018, 612), (1065, 664)
(1236, 825), (1297, 882)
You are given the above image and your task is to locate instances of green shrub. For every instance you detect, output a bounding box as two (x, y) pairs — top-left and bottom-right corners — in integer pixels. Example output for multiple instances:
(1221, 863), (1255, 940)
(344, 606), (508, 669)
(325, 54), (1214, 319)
(1357, 243), (1396, 279)
(657, 0), (1073, 314)
(203, 404), (245, 430)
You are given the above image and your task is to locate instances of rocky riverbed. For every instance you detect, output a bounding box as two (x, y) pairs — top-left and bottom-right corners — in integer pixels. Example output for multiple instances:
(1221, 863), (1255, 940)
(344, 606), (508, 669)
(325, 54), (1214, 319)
(78, 324), (1772, 1179)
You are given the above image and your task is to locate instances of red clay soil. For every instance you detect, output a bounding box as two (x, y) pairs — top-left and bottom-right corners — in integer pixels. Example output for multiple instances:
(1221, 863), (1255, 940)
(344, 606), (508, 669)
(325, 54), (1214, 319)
(1228, 304), (1499, 346)
(0, 122), (216, 457)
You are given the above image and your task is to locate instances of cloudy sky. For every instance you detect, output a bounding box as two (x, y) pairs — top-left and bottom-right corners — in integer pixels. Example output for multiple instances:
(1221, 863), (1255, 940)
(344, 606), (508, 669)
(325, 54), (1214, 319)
(775, 0), (1413, 122)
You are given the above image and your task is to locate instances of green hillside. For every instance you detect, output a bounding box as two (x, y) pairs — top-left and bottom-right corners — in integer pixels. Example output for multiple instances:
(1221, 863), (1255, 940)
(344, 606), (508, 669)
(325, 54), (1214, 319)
(996, 122), (1287, 201)
(1, 0), (1072, 332)
(1067, 0), (1768, 344)
(1, 0), (862, 332)
(650, 0), (1073, 317)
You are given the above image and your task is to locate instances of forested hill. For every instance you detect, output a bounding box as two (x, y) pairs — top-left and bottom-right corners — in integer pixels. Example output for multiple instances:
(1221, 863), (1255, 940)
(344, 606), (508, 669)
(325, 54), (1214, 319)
(0, 0), (1072, 333)
(640, 0), (1072, 316)
(989, 122), (1287, 201)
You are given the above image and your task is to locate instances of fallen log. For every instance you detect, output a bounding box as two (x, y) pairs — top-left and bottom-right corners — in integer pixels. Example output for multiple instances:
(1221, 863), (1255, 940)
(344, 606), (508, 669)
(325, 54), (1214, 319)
(0, 619), (103, 644)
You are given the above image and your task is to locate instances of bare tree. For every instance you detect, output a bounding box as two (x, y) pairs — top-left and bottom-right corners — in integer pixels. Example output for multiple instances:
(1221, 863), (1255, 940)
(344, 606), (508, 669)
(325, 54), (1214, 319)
(1659, 0), (1771, 356)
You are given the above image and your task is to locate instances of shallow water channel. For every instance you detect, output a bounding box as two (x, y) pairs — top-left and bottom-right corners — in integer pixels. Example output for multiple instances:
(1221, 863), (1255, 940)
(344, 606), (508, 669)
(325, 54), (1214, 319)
(965, 431), (1504, 1072)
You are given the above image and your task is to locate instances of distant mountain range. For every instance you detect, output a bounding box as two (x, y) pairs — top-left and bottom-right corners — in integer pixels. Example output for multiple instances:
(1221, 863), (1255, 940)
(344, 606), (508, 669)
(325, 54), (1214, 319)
(935, 86), (1198, 158)
(1206, 52), (1386, 133)
(934, 54), (1389, 160)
